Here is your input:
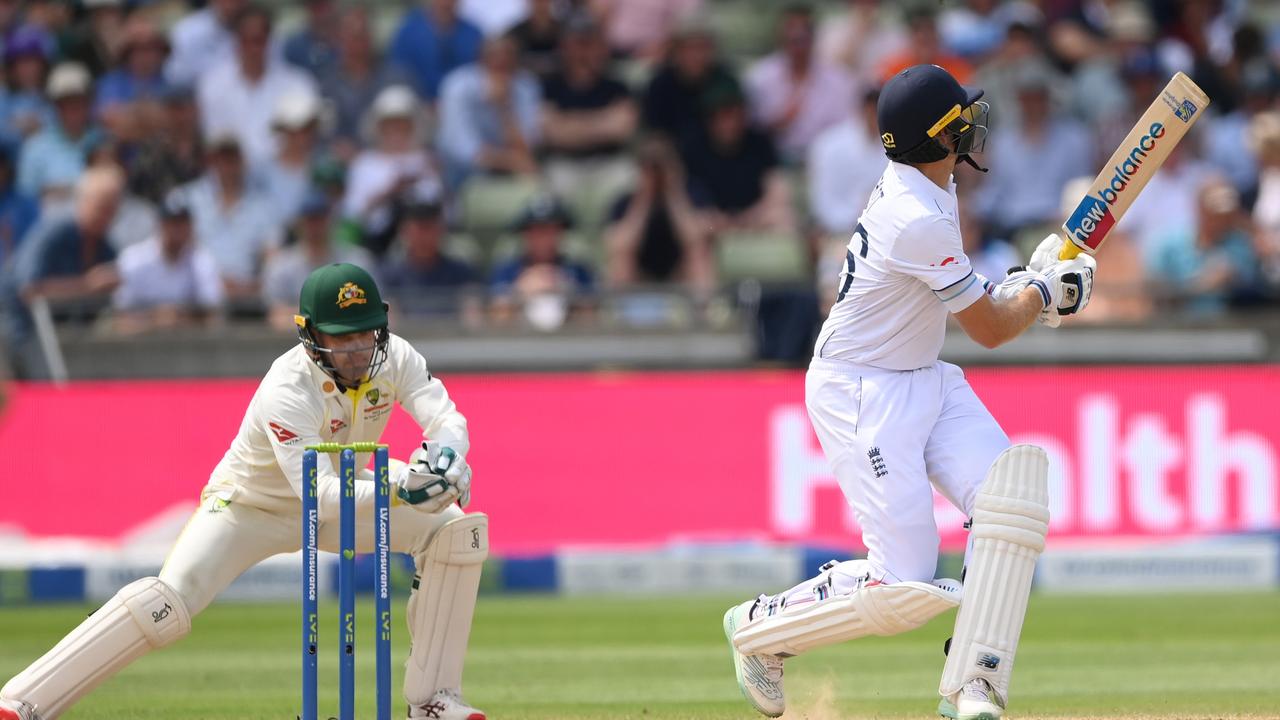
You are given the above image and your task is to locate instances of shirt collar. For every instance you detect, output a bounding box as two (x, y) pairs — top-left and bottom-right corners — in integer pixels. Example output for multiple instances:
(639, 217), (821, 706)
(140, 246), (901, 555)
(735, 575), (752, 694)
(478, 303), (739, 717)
(299, 346), (346, 398)
(889, 161), (957, 209)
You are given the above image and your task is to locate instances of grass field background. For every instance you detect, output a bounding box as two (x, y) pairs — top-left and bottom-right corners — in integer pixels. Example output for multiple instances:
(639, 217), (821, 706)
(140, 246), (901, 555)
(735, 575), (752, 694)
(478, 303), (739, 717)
(2, 593), (1278, 719)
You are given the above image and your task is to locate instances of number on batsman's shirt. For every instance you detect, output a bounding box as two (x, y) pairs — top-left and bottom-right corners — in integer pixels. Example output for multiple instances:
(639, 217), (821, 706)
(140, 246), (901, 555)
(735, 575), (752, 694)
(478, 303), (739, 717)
(815, 162), (987, 371)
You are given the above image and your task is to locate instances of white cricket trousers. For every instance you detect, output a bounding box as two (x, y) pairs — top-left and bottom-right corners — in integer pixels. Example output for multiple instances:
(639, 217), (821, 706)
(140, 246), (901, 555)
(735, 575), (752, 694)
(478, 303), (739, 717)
(805, 357), (1010, 583)
(160, 471), (464, 615)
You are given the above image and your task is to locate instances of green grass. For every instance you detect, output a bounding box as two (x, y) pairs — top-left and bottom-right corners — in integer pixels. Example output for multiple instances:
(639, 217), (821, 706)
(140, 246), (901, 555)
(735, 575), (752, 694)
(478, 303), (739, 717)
(2, 593), (1279, 719)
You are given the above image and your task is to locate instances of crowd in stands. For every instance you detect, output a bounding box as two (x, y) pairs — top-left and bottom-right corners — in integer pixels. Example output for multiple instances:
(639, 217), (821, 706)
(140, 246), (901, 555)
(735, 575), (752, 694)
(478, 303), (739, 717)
(0, 0), (1279, 377)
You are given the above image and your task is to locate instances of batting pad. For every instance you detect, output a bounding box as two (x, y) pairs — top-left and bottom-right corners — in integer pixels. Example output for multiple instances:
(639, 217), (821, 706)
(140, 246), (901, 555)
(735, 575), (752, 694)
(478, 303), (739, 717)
(1, 576), (191, 718)
(403, 513), (489, 706)
(732, 579), (961, 657)
(939, 444), (1049, 702)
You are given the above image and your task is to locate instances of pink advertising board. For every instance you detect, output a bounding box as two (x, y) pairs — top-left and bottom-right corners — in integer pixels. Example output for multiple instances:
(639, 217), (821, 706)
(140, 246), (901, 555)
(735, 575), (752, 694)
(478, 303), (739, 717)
(1, 367), (1277, 554)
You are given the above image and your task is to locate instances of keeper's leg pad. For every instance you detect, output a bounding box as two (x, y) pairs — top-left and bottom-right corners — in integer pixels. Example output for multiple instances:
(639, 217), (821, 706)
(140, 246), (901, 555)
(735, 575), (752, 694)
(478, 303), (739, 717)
(939, 444), (1049, 704)
(403, 513), (488, 706)
(0, 577), (191, 719)
(732, 579), (961, 658)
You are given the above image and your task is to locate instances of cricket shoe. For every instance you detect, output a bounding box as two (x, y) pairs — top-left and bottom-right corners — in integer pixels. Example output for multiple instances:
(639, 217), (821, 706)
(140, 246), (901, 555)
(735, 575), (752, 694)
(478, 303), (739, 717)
(938, 678), (1004, 720)
(0, 699), (41, 720)
(408, 688), (485, 720)
(723, 598), (785, 717)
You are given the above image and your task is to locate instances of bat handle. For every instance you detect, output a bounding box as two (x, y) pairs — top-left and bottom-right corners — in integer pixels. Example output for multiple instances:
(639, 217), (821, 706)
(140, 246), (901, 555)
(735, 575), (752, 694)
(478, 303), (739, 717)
(1058, 239), (1083, 261)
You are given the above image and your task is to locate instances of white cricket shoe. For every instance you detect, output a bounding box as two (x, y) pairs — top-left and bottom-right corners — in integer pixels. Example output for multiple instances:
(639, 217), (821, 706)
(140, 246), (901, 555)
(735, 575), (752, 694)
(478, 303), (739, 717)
(407, 688), (486, 720)
(0, 699), (41, 720)
(938, 678), (1004, 720)
(723, 598), (785, 717)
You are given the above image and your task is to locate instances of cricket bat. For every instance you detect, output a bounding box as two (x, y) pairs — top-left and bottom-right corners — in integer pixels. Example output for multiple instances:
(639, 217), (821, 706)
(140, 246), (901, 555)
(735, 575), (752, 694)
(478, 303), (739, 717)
(1058, 71), (1211, 260)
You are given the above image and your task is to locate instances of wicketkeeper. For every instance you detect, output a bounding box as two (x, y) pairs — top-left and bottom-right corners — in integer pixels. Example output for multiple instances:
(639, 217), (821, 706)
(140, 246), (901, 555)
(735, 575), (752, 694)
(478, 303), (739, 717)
(1, 263), (489, 720)
(723, 64), (1095, 720)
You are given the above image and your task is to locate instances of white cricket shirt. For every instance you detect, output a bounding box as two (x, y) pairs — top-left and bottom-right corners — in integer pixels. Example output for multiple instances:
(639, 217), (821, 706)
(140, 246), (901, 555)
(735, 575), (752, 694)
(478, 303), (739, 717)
(814, 161), (986, 370)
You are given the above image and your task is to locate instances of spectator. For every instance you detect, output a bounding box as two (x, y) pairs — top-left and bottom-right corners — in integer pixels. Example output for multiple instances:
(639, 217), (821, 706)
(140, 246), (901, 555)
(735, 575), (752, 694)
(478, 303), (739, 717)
(183, 133), (281, 295)
(388, 0), (484, 102)
(1203, 63), (1279, 197)
(1249, 111), (1280, 290)
(604, 138), (712, 291)
(973, 67), (1092, 244)
(127, 84), (205, 204)
(283, 0), (340, 78)
(59, 0), (125, 78)
(0, 0), (22, 39)
(816, 0), (906, 84)
(1117, 140), (1213, 263)
(0, 141), (38, 268)
(595, 0), (703, 64)
(166, 0), (247, 88)
(1148, 178), (1263, 317)
(490, 193), (594, 329)
(96, 14), (170, 143)
(197, 4), (317, 164)
(262, 189), (376, 331)
(510, 0), (562, 80)
(380, 197), (478, 318)
(876, 7), (973, 84)
(807, 86), (885, 237)
(317, 5), (414, 160)
(540, 13), (637, 203)
(680, 82), (794, 234)
(459, 0), (529, 37)
(0, 165), (122, 378)
(86, 137), (159, 253)
(0, 25), (55, 144)
(343, 85), (443, 255)
(260, 88), (325, 227)
(973, 17), (1063, 136)
(437, 33), (540, 188)
(745, 4), (856, 163)
(18, 62), (102, 207)
(641, 18), (737, 142)
(112, 188), (224, 335)
(938, 0), (1018, 61)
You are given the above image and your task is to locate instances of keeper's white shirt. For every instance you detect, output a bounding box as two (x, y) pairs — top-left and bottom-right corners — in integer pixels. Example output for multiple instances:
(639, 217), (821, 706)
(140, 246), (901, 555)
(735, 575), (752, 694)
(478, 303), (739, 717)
(205, 333), (468, 519)
(814, 161), (987, 370)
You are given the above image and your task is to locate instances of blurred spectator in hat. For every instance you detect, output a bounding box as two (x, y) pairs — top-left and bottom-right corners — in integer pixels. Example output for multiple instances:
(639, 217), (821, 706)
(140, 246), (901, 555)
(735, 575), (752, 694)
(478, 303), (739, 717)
(112, 187), (224, 335)
(85, 138), (159, 253)
(317, 5), (414, 161)
(640, 17), (737, 142)
(877, 6), (972, 84)
(437, 33), (541, 188)
(1248, 111), (1280, 291)
(745, 3), (856, 162)
(1216, 22), (1271, 117)
(0, 140), (38, 269)
(510, 0), (562, 80)
(973, 65), (1092, 244)
(490, 193), (594, 329)
(388, 0), (483, 102)
(197, 4), (317, 164)
(680, 80), (795, 235)
(1203, 57), (1280, 197)
(0, 25), (55, 143)
(343, 85), (442, 255)
(127, 83), (205, 205)
(309, 155), (361, 246)
(262, 187), (375, 331)
(540, 12), (636, 203)
(816, 0), (906, 84)
(96, 13), (171, 143)
(283, 0), (340, 78)
(59, 0), (126, 78)
(970, 10), (1059, 132)
(604, 137), (712, 292)
(0, 165), (121, 378)
(1148, 176), (1263, 317)
(807, 85), (884, 238)
(458, 0), (530, 37)
(381, 196), (478, 319)
(182, 131), (281, 295)
(261, 88), (326, 226)
(594, 0), (703, 64)
(18, 62), (102, 207)
(166, 0), (247, 88)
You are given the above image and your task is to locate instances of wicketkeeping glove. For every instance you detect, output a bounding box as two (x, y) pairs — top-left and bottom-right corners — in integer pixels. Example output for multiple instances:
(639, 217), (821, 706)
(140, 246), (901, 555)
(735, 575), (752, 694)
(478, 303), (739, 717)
(394, 441), (473, 513)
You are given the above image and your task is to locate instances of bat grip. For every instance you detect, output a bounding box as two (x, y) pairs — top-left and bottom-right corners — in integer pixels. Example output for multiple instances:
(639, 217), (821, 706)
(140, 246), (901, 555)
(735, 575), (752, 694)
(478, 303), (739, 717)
(1058, 240), (1083, 261)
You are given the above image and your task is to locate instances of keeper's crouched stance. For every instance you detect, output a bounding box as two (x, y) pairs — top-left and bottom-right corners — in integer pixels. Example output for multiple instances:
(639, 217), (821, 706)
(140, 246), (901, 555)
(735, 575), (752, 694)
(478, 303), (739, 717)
(1, 264), (489, 720)
(725, 65), (1079, 720)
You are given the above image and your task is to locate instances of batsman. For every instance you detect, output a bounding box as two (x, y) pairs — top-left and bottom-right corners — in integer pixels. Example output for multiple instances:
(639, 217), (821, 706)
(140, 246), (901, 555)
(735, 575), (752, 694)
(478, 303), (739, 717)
(724, 64), (1095, 719)
(1, 263), (489, 720)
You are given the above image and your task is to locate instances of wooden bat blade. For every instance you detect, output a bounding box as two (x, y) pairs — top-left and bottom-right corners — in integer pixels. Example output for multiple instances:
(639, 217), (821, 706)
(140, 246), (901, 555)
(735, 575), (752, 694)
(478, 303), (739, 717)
(1059, 71), (1211, 260)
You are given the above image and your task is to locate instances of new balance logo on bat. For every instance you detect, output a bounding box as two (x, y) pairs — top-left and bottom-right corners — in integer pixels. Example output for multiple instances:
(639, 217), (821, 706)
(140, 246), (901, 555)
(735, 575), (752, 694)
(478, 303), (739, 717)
(1064, 121), (1167, 249)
